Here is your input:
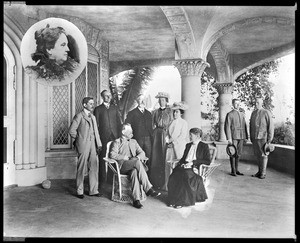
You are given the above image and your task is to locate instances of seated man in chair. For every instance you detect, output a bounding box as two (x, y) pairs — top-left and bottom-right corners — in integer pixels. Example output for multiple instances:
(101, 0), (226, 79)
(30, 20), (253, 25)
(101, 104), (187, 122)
(110, 123), (161, 209)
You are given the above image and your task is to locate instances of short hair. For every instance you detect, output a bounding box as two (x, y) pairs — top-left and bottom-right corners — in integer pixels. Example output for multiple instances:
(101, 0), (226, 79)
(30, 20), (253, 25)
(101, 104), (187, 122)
(82, 97), (94, 105)
(189, 127), (203, 137)
(232, 98), (240, 104)
(101, 90), (111, 98)
(122, 123), (132, 132)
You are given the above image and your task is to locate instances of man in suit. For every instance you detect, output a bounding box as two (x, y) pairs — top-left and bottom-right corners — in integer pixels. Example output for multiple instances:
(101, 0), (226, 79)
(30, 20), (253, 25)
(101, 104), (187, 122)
(224, 98), (248, 176)
(125, 94), (153, 170)
(93, 90), (122, 186)
(250, 97), (274, 179)
(69, 97), (102, 199)
(110, 123), (161, 209)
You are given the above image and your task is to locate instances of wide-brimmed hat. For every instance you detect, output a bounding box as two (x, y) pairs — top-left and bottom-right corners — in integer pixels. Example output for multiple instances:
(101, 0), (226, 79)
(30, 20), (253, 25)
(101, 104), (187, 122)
(263, 143), (275, 155)
(226, 144), (237, 157)
(171, 101), (189, 110)
(155, 92), (170, 99)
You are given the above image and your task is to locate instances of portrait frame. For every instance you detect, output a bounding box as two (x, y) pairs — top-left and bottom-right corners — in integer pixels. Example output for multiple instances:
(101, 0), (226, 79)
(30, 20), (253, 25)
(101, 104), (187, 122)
(20, 17), (88, 86)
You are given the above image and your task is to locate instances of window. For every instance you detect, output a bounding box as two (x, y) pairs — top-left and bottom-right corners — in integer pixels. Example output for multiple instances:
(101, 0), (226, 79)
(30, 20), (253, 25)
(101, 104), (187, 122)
(48, 46), (100, 149)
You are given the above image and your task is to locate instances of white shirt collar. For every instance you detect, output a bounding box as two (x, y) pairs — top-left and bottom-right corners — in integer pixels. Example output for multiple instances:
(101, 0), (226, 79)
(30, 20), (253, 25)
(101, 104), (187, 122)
(138, 107), (145, 113)
(84, 108), (91, 117)
(103, 102), (110, 108)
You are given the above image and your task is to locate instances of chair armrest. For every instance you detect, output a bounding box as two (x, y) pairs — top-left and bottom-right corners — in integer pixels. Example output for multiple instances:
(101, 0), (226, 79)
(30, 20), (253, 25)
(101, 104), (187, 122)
(103, 157), (120, 175)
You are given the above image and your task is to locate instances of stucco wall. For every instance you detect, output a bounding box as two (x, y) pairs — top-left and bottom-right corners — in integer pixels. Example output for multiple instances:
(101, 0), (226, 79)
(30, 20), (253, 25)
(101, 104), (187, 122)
(241, 143), (295, 176)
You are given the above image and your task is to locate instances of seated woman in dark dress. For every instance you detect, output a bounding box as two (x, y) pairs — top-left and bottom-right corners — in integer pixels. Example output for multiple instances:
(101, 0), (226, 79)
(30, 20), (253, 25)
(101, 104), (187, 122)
(167, 127), (211, 209)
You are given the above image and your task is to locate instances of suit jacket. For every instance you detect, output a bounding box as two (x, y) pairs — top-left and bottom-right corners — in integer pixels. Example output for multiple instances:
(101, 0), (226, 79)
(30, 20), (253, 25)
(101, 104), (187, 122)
(93, 103), (122, 144)
(69, 110), (102, 154)
(125, 107), (153, 140)
(249, 108), (274, 143)
(178, 141), (211, 169)
(224, 109), (248, 140)
(110, 137), (146, 168)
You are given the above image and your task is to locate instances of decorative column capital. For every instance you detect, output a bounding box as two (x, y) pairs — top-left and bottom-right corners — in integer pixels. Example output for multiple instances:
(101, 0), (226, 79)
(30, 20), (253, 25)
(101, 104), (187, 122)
(214, 82), (233, 94)
(173, 58), (210, 77)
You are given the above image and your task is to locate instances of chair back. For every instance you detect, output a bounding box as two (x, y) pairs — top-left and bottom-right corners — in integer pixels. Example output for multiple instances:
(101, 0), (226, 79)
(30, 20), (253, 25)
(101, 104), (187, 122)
(208, 145), (217, 164)
(105, 141), (113, 159)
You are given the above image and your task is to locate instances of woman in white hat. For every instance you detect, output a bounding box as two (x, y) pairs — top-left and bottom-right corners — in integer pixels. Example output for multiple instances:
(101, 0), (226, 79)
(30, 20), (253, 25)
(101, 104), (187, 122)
(165, 102), (189, 189)
(150, 92), (173, 190)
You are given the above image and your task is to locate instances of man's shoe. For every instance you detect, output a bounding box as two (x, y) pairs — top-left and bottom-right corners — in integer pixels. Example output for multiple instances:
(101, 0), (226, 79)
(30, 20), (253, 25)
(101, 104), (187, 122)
(77, 194), (84, 199)
(258, 174), (266, 179)
(236, 171), (244, 176)
(174, 205), (183, 209)
(90, 193), (103, 197)
(230, 172), (237, 176)
(146, 188), (161, 197)
(133, 200), (143, 209)
(252, 172), (260, 177)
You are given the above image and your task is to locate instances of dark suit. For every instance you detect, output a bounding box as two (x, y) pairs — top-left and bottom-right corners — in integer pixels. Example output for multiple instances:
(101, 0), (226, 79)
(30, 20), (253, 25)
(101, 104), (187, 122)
(125, 107), (153, 160)
(93, 103), (122, 183)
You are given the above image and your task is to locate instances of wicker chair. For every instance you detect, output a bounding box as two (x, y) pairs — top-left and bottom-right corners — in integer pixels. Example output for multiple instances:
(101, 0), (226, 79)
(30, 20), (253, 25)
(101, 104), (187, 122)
(166, 144), (220, 187)
(103, 141), (147, 203)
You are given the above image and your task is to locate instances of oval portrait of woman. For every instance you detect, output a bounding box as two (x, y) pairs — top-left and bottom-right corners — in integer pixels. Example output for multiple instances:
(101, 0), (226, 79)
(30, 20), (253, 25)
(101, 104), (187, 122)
(20, 17), (88, 86)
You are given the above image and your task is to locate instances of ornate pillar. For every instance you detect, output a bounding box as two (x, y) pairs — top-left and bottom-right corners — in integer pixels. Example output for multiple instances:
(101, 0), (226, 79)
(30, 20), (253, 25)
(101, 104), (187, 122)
(215, 83), (233, 142)
(173, 58), (210, 129)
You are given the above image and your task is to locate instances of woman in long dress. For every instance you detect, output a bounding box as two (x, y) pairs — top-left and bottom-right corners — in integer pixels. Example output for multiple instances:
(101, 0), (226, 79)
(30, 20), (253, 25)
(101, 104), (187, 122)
(150, 92), (173, 190)
(165, 102), (189, 190)
(167, 128), (211, 208)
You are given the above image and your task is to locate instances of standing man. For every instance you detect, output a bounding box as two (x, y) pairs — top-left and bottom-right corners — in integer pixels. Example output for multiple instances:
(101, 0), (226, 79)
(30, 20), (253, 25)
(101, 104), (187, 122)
(94, 90), (122, 186)
(110, 123), (161, 209)
(250, 97), (274, 179)
(224, 98), (248, 176)
(69, 97), (102, 199)
(125, 94), (153, 172)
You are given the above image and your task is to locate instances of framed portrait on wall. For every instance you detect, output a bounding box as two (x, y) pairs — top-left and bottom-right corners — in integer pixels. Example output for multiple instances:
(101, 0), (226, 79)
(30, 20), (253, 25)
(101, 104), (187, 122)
(20, 17), (88, 86)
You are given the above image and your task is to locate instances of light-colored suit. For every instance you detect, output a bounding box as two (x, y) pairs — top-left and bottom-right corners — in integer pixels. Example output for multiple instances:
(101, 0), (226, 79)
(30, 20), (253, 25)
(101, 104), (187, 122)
(69, 110), (102, 195)
(110, 137), (152, 200)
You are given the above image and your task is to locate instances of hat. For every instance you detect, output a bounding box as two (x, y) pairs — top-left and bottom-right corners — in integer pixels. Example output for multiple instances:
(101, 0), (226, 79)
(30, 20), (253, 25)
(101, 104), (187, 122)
(171, 101), (189, 110)
(155, 92), (170, 99)
(226, 144), (237, 157)
(263, 143), (275, 155)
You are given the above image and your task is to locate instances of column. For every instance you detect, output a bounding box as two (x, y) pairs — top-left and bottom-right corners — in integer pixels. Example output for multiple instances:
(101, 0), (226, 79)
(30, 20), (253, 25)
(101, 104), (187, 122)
(215, 83), (233, 142)
(173, 58), (210, 129)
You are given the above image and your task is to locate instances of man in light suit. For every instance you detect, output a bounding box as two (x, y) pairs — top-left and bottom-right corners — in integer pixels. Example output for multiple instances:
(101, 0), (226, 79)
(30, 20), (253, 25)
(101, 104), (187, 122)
(125, 94), (153, 171)
(93, 90), (122, 186)
(110, 123), (161, 209)
(69, 97), (102, 199)
(250, 97), (274, 179)
(224, 98), (248, 176)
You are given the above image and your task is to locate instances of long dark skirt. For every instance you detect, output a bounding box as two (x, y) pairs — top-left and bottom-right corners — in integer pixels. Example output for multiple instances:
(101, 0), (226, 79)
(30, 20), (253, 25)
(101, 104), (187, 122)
(167, 166), (208, 206)
(150, 127), (167, 189)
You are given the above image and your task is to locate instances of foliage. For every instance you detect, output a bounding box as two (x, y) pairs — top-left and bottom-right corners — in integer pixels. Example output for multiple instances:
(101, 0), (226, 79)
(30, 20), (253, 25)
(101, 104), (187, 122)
(272, 120), (295, 146)
(200, 71), (219, 141)
(109, 67), (154, 122)
(233, 60), (281, 111)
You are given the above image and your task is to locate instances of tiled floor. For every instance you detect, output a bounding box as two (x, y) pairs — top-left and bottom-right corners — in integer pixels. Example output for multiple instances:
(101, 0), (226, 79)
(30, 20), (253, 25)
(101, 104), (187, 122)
(3, 160), (295, 239)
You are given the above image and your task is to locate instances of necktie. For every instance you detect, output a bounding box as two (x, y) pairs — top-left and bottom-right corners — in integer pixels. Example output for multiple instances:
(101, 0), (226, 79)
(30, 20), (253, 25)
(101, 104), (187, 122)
(88, 113), (91, 118)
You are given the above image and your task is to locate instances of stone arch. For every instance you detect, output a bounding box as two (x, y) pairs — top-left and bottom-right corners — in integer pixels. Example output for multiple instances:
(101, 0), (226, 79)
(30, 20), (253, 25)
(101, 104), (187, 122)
(203, 16), (295, 60)
(209, 40), (231, 83)
(160, 6), (197, 59)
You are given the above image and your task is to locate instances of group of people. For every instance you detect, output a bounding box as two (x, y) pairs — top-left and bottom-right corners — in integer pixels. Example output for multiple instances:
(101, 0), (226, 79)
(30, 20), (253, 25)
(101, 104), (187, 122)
(69, 90), (274, 209)
(224, 97), (274, 179)
(69, 90), (212, 209)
